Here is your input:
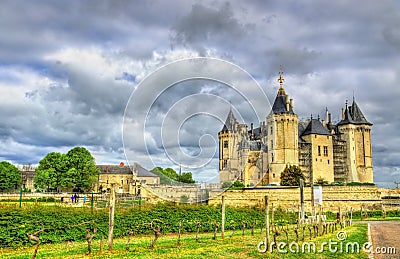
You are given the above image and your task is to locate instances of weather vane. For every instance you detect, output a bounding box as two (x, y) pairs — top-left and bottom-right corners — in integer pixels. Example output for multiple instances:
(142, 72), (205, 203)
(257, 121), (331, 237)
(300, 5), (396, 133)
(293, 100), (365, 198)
(278, 65), (285, 89)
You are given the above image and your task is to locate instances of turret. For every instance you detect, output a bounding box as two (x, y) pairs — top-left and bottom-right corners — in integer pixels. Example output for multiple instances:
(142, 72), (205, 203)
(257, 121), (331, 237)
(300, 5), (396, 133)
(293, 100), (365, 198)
(266, 69), (299, 184)
(336, 97), (373, 183)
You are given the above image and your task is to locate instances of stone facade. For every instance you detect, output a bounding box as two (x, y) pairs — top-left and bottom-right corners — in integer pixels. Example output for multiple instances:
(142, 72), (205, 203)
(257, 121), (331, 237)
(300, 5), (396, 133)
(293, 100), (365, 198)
(94, 163), (160, 194)
(208, 186), (382, 212)
(218, 70), (373, 186)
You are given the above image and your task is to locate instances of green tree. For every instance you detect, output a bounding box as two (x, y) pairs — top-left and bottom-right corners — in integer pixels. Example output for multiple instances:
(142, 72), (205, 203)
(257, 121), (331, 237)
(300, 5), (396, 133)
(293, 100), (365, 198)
(150, 166), (196, 184)
(62, 147), (100, 192)
(315, 177), (329, 186)
(34, 152), (67, 192)
(150, 167), (174, 184)
(280, 165), (304, 186)
(163, 168), (178, 180)
(178, 172), (195, 184)
(222, 181), (232, 189)
(229, 180), (245, 189)
(0, 161), (21, 191)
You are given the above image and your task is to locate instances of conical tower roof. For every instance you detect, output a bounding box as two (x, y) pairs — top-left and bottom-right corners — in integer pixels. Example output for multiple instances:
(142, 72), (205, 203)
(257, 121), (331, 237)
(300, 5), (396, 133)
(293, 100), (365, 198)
(338, 98), (372, 126)
(349, 98), (372, 125)
(270, 69), (294, 115)
(221, 108), (237, 132)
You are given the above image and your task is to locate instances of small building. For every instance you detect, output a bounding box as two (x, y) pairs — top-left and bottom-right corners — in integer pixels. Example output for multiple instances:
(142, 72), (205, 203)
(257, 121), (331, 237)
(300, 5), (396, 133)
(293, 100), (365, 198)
(21, 170), (36, 191)
(95, 163), (160, 194)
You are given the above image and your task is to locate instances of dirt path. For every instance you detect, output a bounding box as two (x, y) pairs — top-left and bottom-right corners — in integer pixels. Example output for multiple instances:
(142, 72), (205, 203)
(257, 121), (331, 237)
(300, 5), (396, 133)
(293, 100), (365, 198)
(369, 221), (400, 259)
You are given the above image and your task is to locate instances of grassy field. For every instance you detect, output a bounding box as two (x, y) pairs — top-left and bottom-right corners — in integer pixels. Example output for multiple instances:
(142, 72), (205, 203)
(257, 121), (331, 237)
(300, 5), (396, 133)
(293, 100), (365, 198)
(0, 224), (368, 259)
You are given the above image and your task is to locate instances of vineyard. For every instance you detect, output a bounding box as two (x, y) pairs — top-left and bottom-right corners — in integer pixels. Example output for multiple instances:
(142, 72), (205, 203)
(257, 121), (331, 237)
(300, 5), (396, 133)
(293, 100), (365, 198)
(1, 201), (399, 258)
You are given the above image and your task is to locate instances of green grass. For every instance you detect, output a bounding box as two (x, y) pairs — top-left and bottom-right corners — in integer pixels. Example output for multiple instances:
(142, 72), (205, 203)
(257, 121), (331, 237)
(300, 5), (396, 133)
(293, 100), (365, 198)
(0, 224), (369, 259)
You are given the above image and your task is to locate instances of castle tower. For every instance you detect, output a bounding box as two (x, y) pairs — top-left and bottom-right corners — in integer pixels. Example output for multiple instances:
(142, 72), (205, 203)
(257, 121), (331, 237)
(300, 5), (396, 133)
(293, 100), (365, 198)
(266, 70), (299, 184)
(300, 117), (334, 183)
(337, 98), (373, 183)
(218, 108), (241, 183)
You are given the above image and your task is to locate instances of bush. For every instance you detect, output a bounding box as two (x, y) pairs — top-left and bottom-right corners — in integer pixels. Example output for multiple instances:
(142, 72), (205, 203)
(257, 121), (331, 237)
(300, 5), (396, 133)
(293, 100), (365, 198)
(346, 182), (375, 186)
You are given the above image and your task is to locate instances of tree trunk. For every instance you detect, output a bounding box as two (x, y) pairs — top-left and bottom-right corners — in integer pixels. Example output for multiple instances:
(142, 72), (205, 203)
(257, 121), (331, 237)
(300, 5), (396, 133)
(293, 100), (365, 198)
(99, 236), (104, 254)
(195, 221), (201, 242)
(177, 221), (182, 245)
(213, 222), (220, 240)
(126, 231), (134, 251)
(85, 228), (97, 255)
(27, 226), (44, 259)
(149, 224), (161, 248)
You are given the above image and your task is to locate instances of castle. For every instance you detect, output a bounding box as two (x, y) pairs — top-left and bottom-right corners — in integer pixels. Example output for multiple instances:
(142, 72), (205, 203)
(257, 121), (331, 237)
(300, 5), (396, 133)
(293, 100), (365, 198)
(218, 70), (373, 186)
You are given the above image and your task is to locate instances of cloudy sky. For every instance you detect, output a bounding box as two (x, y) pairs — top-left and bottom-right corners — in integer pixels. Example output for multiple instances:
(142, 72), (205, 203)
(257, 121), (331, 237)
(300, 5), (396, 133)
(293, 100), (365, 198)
(0, 0), (399, 187)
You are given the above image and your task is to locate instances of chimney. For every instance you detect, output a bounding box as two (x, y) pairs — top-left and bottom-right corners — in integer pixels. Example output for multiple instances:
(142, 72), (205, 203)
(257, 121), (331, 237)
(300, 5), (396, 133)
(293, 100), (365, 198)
(328, 112), (333, 130)
(290, 98), (294, 110)
(341, 107), (345, 120)
(285, 94), (290, 111)
(251, 123), (254, 139)
(322, 120), (326, 127)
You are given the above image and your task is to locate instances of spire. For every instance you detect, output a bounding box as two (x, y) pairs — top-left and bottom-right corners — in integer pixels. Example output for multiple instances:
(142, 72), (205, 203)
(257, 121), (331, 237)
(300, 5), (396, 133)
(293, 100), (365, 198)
(350, 97), (372, 125)
(221, 106), (237, 131)
(270, 67), (295, 115)
(277, 66), (286, 96)
(338, 99), (355, 125)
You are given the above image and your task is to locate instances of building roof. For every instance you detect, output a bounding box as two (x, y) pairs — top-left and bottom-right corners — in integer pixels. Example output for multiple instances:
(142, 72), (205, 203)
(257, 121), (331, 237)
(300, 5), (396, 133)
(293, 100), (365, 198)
(97, 164), (159, 178)
(271, 94), (294, 114)
(349, 99), (372, 125)
(301, 118), (331, 136)
(337, 98), (372, 126)
(97, 165), (131, 174)
(270, 70), (294, 115)
(134, 163), (159, 177)
(248, 126), (262, 139)
(221, 108), (237, 131)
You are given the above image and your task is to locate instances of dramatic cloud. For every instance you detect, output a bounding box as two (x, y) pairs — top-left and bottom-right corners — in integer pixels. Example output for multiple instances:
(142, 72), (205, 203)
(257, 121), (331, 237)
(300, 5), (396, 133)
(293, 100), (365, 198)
(0, 0), (399, 187)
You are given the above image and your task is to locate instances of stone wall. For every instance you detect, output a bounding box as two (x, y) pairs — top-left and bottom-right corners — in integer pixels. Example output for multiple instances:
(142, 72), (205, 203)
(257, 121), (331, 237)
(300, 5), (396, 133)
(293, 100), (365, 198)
(142, 183), (223, 203)
(208, 185), (383, 212)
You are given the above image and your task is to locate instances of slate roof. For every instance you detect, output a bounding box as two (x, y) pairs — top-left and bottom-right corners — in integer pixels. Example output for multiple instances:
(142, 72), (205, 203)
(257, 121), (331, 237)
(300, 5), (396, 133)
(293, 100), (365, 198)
(298, 121), (308, 136)
(96, 164), (158, 178)
(221, 109), (237, 131)
(301, 119), (331, 136)
(134, 164), (159, 177)
(337, 98), (372, 126)
(248, 127), (262, 139)
(97, 165), (131, 174)
(349, 99), (372, 125)
(270, 93), (294, 114)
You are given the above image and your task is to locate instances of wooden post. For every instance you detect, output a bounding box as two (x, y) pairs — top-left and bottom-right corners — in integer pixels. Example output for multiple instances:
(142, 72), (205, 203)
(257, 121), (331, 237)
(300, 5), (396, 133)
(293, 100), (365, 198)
(271, 203), (274, 232)
(221, 195), (225, 239)
(310, 162), (315, 217)
(108, 184), (116, 252)
(300, 179), (304, 221)
(350, 207), (353, 225)
(318, 205), (323, 236)
(265, 196), (269, 249)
